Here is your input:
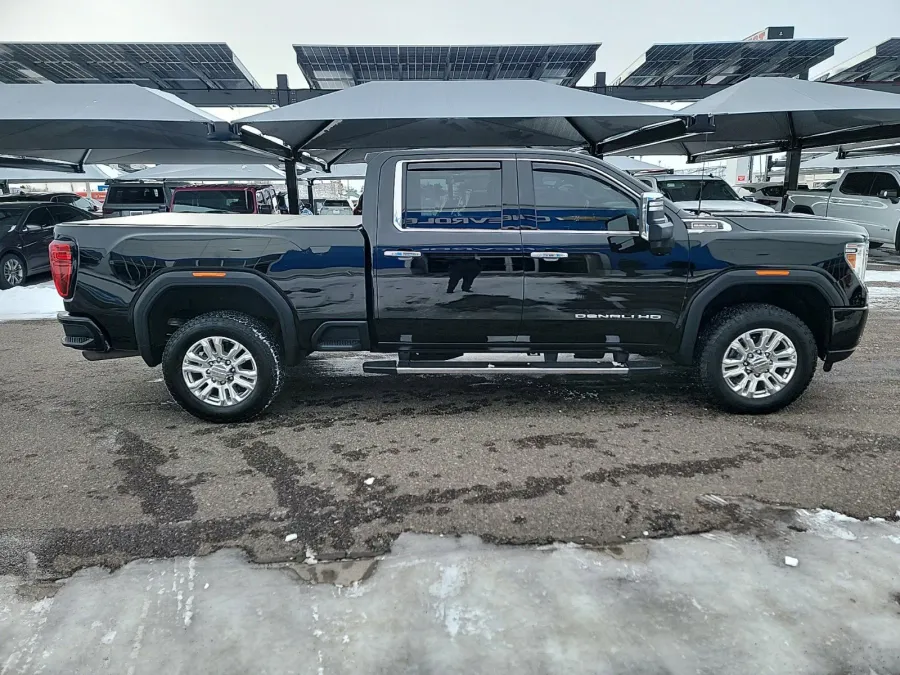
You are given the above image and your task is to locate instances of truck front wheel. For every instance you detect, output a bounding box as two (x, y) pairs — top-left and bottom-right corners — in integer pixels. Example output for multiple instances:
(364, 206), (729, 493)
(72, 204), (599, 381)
(696, 304), (817, 414)
(162, 311), (284, 423)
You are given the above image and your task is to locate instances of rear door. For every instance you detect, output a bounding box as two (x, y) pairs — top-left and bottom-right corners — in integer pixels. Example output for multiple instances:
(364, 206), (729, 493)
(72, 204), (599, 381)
(103, 184), (167, 217)
(518, 158), (689, 349)
(373, 158), (525, 346)
(827, 172), (875, 230)
(20, 206), (54, 272)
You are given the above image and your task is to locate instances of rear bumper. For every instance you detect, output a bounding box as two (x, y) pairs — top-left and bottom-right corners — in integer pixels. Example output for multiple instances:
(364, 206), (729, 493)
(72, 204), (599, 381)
(825, 307), (868, 364)
(58, 312), (108, 352)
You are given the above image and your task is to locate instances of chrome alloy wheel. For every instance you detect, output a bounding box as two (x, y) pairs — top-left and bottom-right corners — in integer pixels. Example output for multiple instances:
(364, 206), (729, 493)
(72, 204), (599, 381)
(182, 336), (258, 407)
(3, 257), (24, 287)
(721, 329), (798, 399)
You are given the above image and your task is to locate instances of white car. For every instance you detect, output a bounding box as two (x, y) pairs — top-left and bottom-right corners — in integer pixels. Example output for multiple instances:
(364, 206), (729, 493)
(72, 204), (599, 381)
(638, 175), (775, 214)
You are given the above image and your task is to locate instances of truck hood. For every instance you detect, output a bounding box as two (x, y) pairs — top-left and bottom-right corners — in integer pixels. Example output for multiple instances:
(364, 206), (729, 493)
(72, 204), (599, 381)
(676, 199), (775, 213)
(722, 212), (869, 237)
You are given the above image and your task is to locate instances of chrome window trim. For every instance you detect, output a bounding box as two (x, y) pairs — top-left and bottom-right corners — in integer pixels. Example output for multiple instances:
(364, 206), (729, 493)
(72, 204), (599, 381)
(392, 158), (511, 234)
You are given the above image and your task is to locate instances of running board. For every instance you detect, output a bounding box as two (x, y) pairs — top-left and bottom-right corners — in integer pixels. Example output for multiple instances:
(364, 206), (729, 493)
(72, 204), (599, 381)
(362, 360), (662, 375)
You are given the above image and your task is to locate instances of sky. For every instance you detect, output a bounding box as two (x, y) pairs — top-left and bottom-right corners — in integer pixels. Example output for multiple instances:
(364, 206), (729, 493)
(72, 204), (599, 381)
(1, 0), (897, 90)
(1, 0), (897, 173)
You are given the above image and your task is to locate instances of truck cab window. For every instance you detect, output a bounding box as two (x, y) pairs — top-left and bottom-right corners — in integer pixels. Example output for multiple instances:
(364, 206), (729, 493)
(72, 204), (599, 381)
(404, 166), (502, 229)
(870, 172), (900, 197)
(839, 172), (875, 196)
(532, 167), (638, 231)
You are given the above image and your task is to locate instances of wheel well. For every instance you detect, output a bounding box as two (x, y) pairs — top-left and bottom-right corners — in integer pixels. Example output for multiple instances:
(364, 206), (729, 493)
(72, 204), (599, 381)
(697, 284), (830, 357)
(146, 286), (285, 364)
(1, 249), (26, 269)
(791, 205), (814, 215)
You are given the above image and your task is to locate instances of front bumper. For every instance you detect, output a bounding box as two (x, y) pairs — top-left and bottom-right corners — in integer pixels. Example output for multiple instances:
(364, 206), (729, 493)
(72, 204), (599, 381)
(58, 312), (109, 351)
(824, 307), (868, 364)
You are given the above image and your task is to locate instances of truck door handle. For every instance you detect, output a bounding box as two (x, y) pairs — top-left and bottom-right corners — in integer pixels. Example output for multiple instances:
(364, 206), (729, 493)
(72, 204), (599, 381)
(384, 250), (422, 258)
(530, 251), (568, 260)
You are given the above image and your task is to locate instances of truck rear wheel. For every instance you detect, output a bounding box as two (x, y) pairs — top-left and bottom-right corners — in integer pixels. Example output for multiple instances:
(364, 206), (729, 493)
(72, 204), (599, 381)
(696, 304), (817, 414)
(162, 311), (284, 423)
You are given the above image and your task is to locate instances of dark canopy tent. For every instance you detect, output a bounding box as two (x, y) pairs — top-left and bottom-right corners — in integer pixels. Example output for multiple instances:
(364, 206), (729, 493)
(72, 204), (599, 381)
(599, 77), (900, 192)
(0, 83), (289, 172)
(237, 79), (676, 166)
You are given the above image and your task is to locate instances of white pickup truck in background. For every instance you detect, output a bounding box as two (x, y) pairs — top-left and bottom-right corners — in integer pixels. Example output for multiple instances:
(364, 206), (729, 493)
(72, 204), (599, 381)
(637, 174), (775, 214)
(785, 167), (900, 250)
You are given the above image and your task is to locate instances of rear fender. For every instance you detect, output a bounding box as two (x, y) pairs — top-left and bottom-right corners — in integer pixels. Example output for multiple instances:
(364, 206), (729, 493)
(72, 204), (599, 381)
(131, 270), (300, 366)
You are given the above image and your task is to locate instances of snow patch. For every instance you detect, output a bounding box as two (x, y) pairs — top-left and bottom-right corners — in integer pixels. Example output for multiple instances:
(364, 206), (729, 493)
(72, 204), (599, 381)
(0, 282), (62, 321)
(796, 509), (858, 540)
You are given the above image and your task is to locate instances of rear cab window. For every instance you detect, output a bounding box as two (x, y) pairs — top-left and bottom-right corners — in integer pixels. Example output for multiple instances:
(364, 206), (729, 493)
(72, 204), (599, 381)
(171, 189), (254, 214)
(105, 185), (166, 205)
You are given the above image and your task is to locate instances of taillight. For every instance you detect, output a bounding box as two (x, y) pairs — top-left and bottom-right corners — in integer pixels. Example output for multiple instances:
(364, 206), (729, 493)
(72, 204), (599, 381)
(844, 242), (868, 284)
(49, 240), (75, 299)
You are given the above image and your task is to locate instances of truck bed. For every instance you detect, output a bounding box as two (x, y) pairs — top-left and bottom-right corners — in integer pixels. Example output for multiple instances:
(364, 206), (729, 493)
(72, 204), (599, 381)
(55, 213), (369, 355)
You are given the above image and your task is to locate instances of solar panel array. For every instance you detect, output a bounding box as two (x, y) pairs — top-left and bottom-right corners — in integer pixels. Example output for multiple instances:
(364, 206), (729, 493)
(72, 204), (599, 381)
(294, 44), (600, 89)
(0, 43), (260, 90)
(820, 38), (900, 84)
(615, 38), (844, 87)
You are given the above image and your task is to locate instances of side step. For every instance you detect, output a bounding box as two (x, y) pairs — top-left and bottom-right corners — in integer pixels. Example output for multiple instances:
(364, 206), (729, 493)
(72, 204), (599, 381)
(362, 359), (661, 375)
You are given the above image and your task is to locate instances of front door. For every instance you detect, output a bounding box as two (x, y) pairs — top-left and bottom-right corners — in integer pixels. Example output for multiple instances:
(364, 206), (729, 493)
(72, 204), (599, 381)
(518, 159), (689, 350)
(20, 206), (55, 272)
(373, 159), (525, 347)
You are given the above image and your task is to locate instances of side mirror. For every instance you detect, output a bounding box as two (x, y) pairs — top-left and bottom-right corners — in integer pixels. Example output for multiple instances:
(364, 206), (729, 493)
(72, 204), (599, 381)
(23, 223), (42, 232)
(639, 191), (674, 253)
(877, 189), (900, 203)
(743, 196), (756, 202)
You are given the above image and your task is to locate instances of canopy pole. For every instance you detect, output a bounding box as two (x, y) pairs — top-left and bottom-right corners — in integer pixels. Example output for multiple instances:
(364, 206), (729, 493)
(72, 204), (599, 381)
(308, 181), (315, 213)
(783, 149), (802, 210)
(285, 159), (300, 214)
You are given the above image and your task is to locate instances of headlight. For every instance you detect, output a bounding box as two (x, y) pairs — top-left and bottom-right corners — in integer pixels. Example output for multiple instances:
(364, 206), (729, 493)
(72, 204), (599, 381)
(844, 242), (868, 284)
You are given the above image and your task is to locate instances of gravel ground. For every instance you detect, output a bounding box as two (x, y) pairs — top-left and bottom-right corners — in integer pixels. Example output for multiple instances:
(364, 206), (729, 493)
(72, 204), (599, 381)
(1, 310), (899, 577)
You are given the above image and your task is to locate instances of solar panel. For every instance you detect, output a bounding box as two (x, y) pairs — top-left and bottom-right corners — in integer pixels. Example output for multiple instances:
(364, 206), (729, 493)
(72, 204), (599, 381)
(820, 38), (900, 84)
(294, 44), (599, 89)
(614, 38), (844, 87)
(0, 43), (260, 90)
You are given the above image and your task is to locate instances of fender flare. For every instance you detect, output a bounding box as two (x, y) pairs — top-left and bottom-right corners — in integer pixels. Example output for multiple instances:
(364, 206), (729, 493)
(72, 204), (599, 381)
(131, 270), (300, 367)
(675, 269), (843, 364)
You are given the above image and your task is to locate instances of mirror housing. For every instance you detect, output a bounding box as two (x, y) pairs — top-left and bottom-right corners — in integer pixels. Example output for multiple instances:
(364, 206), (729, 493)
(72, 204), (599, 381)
(23, 223), (42, 232)
(877, 189), (900, 203)
(639, 191), (674, 253)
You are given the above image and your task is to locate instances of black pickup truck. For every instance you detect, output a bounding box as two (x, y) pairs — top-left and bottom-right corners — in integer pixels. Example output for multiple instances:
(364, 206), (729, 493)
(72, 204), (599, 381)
(52, 149), (869, 422)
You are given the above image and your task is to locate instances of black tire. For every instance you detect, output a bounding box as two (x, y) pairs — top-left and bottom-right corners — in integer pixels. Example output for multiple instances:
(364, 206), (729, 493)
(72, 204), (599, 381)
(162, 311), (284, 423)
(696, 303), (817, 414)
(0, 253), (26, 290)
(895, 225), (900, 254)
(869, 242), (884, 249)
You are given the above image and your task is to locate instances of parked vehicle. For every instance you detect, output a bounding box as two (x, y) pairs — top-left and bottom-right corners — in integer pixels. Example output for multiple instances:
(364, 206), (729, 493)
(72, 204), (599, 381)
(740, 181), (810, 211)
(169, 185), (280, 214)
(102, 181), (174, 218)
(638, 175), (774, 213)
(785, 167), (900, 249)
(54, 149), (869, 422)
(317, 198), (354, 215)
(0, 202), (91, 289)
(0, 191), (99, 214)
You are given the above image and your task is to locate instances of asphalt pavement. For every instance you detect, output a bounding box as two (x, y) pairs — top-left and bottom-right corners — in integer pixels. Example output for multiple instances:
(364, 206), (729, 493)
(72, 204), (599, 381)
(1, 310), (899, 578)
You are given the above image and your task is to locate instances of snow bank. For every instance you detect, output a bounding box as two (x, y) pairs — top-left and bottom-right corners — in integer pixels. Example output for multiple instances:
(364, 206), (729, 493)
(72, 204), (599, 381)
(0, 281), (62, 321)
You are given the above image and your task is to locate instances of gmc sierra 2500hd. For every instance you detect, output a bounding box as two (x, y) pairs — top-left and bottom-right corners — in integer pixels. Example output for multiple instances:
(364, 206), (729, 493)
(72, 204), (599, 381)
(52, 149), (870, 422)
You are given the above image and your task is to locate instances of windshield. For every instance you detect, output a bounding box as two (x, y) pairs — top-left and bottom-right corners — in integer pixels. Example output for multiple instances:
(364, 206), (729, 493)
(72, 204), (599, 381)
(172, 189), (253, 214)
(656, 179), (741, 202)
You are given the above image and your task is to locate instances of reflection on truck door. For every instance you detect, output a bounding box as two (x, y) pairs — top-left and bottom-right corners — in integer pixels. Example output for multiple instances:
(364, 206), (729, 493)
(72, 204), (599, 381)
(517, 160), (689, 349)
(373, 159), (525, 346)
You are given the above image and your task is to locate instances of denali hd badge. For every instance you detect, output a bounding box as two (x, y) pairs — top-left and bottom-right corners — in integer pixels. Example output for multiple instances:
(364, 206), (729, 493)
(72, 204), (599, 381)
(576, 313), (662, 320)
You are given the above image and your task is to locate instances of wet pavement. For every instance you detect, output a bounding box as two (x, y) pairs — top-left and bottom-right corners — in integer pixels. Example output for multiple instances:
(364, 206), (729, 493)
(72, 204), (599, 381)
(1, 309), (899, 578)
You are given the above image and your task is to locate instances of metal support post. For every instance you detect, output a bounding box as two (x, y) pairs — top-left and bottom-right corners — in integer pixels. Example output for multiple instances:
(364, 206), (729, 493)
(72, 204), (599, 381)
(285, 159), (300, 214)
(782, 148), (802, 210)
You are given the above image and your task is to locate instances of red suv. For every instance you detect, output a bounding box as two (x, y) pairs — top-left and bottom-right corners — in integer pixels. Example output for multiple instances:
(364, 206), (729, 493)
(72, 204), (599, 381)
(169, 185), (281, 214)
